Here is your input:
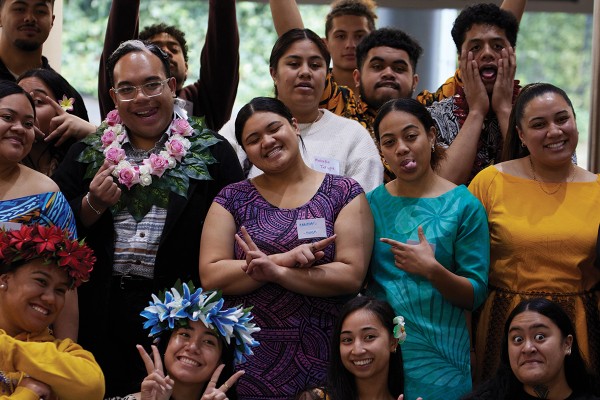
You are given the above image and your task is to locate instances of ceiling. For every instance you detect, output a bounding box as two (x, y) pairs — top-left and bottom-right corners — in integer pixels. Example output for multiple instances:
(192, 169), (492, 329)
(254, 0), (594, 14)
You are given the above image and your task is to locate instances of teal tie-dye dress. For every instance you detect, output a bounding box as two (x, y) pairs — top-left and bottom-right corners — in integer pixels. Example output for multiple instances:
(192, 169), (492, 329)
(367, 184), (489, 400)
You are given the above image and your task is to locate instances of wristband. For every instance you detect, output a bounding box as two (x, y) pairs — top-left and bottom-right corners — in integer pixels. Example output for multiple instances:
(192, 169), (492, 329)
(86, 192), (102, 215)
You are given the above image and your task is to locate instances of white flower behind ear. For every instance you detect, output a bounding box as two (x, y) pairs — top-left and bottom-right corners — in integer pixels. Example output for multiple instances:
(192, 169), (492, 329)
(393, 316), (407, 344)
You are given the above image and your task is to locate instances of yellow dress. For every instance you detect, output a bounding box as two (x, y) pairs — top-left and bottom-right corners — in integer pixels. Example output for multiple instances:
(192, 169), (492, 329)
(469, 166), (600, 382)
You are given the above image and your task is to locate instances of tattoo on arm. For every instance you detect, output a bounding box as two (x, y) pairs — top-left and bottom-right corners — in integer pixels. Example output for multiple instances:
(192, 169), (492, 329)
(533, 385), (549, 399)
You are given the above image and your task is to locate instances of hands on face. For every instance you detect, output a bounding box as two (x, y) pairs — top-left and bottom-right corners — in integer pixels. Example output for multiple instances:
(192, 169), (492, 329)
(31, 95), (96, 145)
(490, 46), (517, 117)
(136, 344), (174, 400)
(460, 46), (516, 116)
(460, 49), (490, 116)
(380, 226), (436, 280)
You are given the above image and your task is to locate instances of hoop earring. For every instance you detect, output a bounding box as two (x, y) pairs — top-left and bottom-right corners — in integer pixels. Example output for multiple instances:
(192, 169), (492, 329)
(521, 142), (527, 148)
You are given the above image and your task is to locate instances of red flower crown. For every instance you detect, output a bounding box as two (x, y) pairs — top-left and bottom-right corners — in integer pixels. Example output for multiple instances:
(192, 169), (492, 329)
(0, 225), (95, 288)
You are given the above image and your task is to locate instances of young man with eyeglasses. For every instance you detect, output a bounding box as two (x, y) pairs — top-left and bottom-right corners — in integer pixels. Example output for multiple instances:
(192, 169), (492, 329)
(97, 0), (238, 132)
(53, 40), (244, 397)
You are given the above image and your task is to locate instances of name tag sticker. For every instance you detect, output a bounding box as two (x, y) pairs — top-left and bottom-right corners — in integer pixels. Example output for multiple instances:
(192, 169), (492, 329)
(296, 218), (327, 239)
(312, 156), (340, 175)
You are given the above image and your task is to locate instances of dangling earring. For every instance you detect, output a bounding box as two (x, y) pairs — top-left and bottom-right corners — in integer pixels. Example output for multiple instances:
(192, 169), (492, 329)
(431, 143), (436, 153)
(567, 348), (572, 355)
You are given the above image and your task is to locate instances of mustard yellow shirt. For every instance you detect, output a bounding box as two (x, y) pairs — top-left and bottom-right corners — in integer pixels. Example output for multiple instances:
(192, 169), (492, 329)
(469, 166), (600, 293)
(0, 329), (105, 400)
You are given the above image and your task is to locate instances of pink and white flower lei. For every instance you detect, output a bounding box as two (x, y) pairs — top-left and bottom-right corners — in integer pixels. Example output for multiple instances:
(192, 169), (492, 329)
(100, 112), (193, 190)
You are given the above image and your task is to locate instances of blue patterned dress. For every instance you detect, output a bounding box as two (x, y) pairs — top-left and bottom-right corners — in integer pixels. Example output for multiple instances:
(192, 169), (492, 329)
(0, 192), (77, 238)
(367, 184), (489, 400)
(214, 174), (363, 400)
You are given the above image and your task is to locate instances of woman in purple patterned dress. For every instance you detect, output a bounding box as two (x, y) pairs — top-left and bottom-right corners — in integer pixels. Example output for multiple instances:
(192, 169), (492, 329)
(200, 97), (373, 400)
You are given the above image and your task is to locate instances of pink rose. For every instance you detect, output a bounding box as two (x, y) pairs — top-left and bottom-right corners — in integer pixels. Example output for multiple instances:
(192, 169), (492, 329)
(165, 138), (187, 161)
(104, 147), (126, 164)
(170, 119), (192, 137)
(144, 153), (170, 177)
(118, 166), (140, 189)
(106, 109), (122, 126)
(101, 128), (117, 147)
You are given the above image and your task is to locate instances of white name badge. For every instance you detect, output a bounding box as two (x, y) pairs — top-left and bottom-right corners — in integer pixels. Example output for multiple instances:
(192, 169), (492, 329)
(0, 222), (22, 231)
(296, 218), (327, 239)
(312, 156), (340, 175)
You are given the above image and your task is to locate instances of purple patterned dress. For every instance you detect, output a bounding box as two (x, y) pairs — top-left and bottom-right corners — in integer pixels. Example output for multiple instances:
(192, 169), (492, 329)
(214, 174), (363, 400)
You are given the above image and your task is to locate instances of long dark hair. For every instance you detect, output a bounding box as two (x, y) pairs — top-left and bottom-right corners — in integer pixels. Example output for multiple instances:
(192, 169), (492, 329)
(18, 68), (89, 121)
(17, 69), (89, 174)
(156, 327), (239, 400)
(374, 98), (446, 170)
(0, 80), (35, 119)
(325, 296), (404, 400)
(269, 28), (330, 97)
(462, 298), (597, 400)
(502, 83), (575, 161)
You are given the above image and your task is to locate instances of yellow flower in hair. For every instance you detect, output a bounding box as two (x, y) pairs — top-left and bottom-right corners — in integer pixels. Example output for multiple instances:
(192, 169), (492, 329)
(59, 95), (75, 111)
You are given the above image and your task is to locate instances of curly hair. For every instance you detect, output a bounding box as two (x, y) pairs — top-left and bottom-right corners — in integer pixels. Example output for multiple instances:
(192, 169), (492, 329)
(139, 23), (189, 63)
(325, 0), (378, 38)
(451, 3), (519, 53)
(356, 28), (422, 73)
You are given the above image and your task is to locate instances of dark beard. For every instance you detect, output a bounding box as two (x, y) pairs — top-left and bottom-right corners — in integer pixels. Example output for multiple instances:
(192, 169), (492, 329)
(358, 84), (414, 111)
(14, 39), (41, 51)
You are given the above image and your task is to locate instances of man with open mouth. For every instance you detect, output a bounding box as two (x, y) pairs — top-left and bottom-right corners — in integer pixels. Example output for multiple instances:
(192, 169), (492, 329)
(426, 3), (521, 185)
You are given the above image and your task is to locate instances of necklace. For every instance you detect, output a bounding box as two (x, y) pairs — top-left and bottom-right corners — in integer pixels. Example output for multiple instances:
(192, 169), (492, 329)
(77, 106), (217, 222)
(529, 156), (576, 195)
(298, 110), (323, 136)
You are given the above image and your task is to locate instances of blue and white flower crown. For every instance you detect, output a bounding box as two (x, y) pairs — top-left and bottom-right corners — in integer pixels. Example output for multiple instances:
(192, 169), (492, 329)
(140, 281), (260, 364)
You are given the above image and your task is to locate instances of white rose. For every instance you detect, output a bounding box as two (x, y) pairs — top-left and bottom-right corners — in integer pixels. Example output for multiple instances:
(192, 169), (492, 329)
(139, 173), (153, 186)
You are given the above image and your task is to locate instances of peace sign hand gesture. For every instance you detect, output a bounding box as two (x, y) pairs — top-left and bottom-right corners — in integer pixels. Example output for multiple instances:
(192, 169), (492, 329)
(201, 364), (245, 400)
(41, 95), (96, 145)
(136, 344), (175, 400)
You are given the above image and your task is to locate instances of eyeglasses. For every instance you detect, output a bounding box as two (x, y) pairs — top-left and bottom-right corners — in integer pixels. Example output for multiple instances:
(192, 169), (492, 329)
(112, 79), (170, 101)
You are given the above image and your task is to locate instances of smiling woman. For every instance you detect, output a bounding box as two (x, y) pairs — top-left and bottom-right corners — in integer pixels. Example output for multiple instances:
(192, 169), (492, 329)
(201, 97), (374, 400)
(468, 83), (600, 384)
(219, 28), (383, 192)
(0, 225), (105, 400)
(297, 296), (410, 400)
(0, 80), (81, 341)
(105, 282), (260, 400)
